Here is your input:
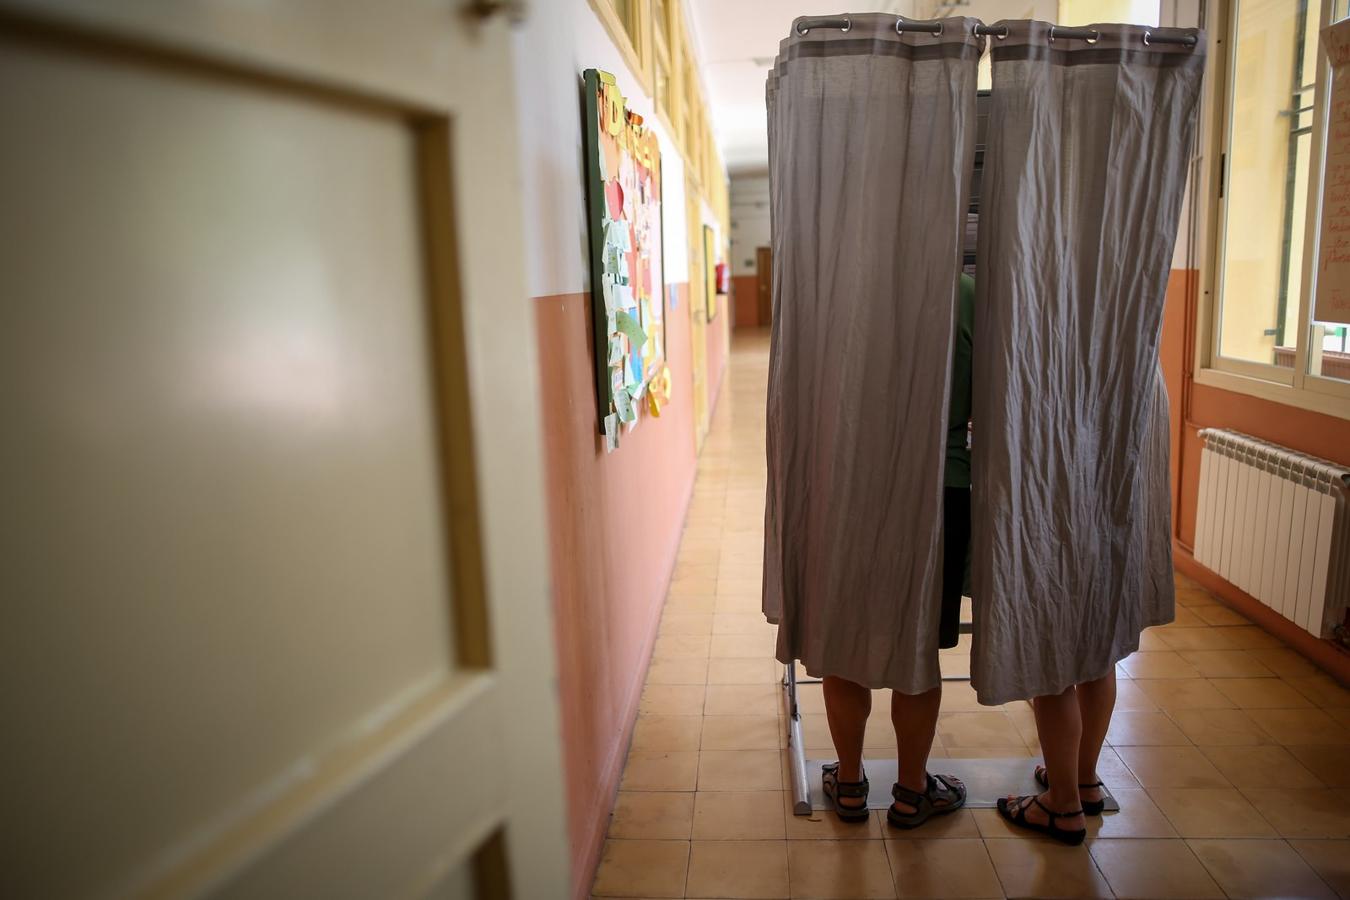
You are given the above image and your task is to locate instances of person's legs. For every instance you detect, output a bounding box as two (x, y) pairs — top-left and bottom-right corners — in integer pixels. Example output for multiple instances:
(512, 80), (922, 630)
(822, 675), (871, 813)
(890, 685), (942, 813)
(1005, 685), (1086, 832)
(1074, 670), (1116, 806)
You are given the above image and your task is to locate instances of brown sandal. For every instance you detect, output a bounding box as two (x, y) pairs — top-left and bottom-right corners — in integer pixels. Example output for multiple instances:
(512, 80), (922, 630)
(822, 762), (870, 823)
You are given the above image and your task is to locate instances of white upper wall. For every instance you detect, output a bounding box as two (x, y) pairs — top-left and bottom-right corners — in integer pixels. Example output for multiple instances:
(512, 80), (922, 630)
(512, 0), (689, 298)
(729, 175), (770, 276)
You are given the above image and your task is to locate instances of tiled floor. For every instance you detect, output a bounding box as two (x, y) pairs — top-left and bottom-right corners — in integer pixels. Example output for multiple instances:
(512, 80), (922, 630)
(592, 330), (1350, 899)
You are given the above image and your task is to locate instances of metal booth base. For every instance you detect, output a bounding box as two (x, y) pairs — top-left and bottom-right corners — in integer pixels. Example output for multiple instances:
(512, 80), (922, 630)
(782, 657), (1119, 816)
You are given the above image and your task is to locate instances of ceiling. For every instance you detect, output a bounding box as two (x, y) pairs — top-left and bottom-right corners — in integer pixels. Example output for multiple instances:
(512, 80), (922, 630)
(684, 0), (1059, 175)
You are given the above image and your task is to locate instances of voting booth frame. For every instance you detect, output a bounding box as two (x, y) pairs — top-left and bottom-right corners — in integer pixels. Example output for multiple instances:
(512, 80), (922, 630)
(780, 615), (1121, 813)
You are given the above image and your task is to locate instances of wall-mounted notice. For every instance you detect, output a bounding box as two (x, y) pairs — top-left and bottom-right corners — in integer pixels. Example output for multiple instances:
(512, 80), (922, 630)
(1316, 17), (1350, 326)
(583, 69), (668, 452)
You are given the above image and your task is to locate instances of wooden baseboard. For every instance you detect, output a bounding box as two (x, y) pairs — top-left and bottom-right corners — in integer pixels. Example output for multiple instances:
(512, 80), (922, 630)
(1173, 544), (1350, 687)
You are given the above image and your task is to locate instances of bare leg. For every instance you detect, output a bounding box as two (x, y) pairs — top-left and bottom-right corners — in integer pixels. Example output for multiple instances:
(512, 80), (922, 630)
(1008, 685), (1086, 830)
(1074, 671), (1116, 806)
(891, 685), (942, 813)
(822, 675), (871, 786)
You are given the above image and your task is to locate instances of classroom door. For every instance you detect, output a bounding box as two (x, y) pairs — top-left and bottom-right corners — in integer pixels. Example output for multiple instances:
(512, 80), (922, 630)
(756, 246), (773, 326)
(0, 2), (567, 897)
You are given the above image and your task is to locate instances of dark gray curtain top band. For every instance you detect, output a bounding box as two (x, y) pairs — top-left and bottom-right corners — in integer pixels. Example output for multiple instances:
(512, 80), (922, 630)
(988, 20), (1205, 69)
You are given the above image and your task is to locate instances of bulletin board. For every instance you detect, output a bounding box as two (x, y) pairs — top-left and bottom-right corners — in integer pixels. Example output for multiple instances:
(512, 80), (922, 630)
(583, 68), (671, 452)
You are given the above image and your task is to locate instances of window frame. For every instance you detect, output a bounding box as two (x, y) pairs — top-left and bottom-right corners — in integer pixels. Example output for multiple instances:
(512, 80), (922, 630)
(1197, 0), (1350, 418)
(587, 0), (652, 98)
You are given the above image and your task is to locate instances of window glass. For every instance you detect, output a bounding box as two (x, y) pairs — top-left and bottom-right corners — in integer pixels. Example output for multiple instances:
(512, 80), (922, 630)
(1217, 0), (1321, 369)
(1311, 0), (1350, 381)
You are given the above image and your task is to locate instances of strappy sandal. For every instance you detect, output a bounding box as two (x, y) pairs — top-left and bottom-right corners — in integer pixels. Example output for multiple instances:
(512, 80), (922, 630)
(821, 762), (870, 823)
(1033, 764), (1107, 816)
(997, 794), (1087, 846)
(886, 773), (966, 829)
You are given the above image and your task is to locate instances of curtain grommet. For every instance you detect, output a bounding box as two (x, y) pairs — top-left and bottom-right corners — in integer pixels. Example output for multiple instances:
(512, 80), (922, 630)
(1142, 30), (1153, 45)
(1085, 30), (1100, 44)
(840, 16), (851, 33)
(796, 21), (809, 35)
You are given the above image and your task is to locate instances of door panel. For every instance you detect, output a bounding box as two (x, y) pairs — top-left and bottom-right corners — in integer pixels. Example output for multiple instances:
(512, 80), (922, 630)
(0, 3), (566, 897)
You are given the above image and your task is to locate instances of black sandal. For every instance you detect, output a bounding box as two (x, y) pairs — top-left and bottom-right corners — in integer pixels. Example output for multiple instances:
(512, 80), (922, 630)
(1033, 764), (1107, 816)
(997, 794), (1087, 846)
(821, 762), (870, 823)
(886, 773), (966, 829)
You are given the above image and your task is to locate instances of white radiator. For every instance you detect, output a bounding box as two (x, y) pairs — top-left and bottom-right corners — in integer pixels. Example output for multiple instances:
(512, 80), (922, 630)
(1194, 429), (1350, 638)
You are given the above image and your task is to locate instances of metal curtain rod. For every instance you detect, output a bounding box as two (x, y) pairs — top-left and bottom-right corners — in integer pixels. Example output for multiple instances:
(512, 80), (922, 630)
(793, 16), (1199, 47)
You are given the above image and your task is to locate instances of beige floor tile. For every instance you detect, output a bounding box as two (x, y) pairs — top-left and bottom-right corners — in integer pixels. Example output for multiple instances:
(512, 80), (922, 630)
(669, 574), (718, 599)
(646, 656), (709, 686)
(664, 594), (718, 614)
(715, 594), (763, 615)
(1134, 678), (1237, 712)
(1290, 745), (1350, 787)
(706, 683), (780, 717)
(709, 657), (780, 684)
(1166, 606), (1208, 627)
(609, 792), (696, 840)
(621, 750), (700, 791)
(983, 838), (1113, 898)
(1188, 838), (1336, 899)
(1138, 628), (1171, 651)
(1246, 646), (1320, 678)
(702, 715), (784, 751)
(1213, 676), (1316, 709)
(632, 715), (703, 751)
(938, 681), (986, 712)
(1241, 788), (1350, 838)
(591, 839), (690, 898)
(1120, 651), (1203, 679)
(938, 711), (1025, 748)
(1178, 649), (1276, 678)
(1085, 787), (1178, 839)
(1090, 838), (1223, 898)
(692, 791), (787, 840)
(1156, 627), (1242, 651)
(1192, 604), (1251, 627)
(1200, 744), (1324, 789)
(1290, 839), (1350, 899)
(1248, 707), (1350, 745)
(698, 750), (784, 791)
(1175, 584), (1211, 604)
(800, 713), (896, 751)
(1288, 673), (1350, 708)
(1116, 745), (1231, 788)
(1170, 707), (1274, 746)
(714, 612), (774, 635)
(686, 840), (789, 899)
(712, 632), (778, 659)
(1093, 746), (1144, 791)
(1115, 679), (1161, 710)
(1216, 625), (1286, 650)
(653, 633), (712, 659)
(885, 838), (1002, 898)
(782, 792), (884, 840)
(1107, 710), (1192, 746)
(787, 839), (896, 899)
(1148, 787), (1277, 837)
(661, 612), (714, 636)
(640, 684), (707, 717)
(793, 683), (826, 714)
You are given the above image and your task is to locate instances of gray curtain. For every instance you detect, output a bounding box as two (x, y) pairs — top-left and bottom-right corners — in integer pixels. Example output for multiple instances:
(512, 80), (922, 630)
(763, 14), (982, 694)
(970, 21), (1205, 705)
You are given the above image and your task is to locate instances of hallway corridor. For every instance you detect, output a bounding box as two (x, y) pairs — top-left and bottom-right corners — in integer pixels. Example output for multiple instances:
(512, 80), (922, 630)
(592, 330), (1350, 899)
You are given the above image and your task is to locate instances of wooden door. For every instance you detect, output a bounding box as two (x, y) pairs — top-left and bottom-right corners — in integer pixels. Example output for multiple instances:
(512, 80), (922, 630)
(756, 246), (773, 326)
(0, 2), (567, 897)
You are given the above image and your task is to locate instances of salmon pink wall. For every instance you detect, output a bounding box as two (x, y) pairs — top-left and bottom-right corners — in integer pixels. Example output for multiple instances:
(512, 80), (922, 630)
(534, 283), (698, 900)
(1160, 269), (1350, 678)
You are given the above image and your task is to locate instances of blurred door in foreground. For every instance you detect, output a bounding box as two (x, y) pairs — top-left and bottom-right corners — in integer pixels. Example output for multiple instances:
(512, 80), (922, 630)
(0, 1), (567, 897)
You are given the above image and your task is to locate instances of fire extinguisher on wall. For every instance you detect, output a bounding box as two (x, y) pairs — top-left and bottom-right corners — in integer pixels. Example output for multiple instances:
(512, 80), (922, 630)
(715, 262), (729, 295)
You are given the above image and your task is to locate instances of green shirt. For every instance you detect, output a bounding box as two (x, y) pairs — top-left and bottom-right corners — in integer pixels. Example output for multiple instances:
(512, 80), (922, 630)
(945, 274), (974, 489)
